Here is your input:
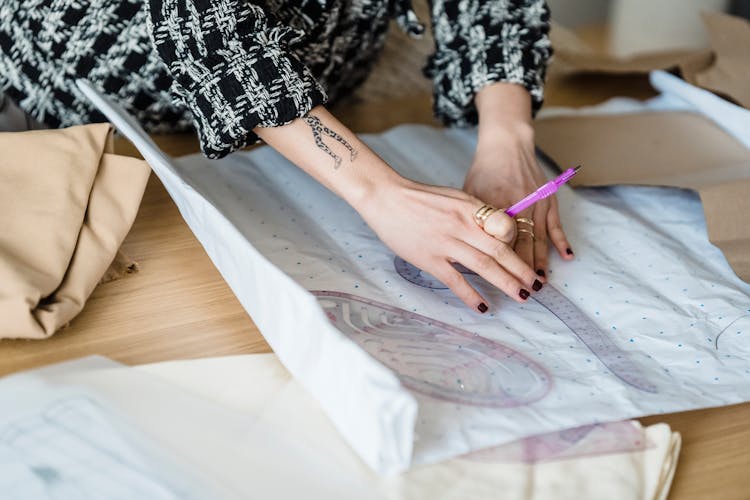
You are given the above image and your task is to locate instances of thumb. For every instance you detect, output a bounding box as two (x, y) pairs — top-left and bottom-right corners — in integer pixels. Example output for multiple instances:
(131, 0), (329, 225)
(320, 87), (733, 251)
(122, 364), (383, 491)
(483, 209), (516, 244)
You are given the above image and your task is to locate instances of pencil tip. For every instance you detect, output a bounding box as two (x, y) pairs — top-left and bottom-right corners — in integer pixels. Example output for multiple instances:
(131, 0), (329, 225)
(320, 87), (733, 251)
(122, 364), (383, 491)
(574, 165), (582, 172)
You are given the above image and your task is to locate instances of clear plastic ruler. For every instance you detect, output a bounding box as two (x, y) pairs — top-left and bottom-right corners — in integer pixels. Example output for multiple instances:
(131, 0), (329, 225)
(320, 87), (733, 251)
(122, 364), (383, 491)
(394, 256), (659, 393)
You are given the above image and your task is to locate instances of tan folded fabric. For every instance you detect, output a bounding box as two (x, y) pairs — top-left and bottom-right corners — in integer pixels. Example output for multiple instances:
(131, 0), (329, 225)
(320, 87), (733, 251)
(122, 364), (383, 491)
(0, 123), (150, 339)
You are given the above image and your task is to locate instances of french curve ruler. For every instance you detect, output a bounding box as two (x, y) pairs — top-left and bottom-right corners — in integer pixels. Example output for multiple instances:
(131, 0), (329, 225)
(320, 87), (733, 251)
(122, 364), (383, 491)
(394, 256), (659, 393)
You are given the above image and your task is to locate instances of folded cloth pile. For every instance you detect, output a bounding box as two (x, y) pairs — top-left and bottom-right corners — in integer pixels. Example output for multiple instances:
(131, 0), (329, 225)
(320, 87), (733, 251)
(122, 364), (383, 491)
(140, 354), (681, 500)
(0, 123), (150, 339)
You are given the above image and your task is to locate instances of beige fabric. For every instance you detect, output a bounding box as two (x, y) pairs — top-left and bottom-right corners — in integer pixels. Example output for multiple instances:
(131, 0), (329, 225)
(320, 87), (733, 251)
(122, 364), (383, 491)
(0, 123), (150, 339)
(140, 354), (681, 500)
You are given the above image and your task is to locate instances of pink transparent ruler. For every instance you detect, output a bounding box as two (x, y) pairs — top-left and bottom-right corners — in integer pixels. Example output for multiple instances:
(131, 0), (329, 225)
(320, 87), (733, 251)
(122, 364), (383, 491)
(394, 256), (659, 393)
(312, 290), (551, 407)
(533, 286), (658, 393)
(462, 420), (648, 464)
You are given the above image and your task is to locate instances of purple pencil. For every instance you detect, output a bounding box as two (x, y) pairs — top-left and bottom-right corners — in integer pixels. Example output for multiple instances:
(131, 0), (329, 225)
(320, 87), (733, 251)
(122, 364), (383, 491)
(505, 166), (581, 217)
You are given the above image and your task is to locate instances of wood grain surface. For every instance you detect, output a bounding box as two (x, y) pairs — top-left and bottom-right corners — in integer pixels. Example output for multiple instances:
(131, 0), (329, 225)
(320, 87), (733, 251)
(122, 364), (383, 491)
(1, 56), (748, 500)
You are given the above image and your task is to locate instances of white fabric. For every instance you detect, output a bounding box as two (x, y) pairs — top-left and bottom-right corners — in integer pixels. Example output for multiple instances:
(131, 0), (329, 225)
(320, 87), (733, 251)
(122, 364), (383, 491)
(78, 79), (748, 475)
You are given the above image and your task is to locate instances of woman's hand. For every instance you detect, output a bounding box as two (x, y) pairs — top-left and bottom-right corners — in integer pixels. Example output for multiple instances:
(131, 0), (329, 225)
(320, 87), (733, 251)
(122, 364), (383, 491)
(469, 82), (574, 276)
(357, 177), (544, 313)
(256, 105), (543, 312)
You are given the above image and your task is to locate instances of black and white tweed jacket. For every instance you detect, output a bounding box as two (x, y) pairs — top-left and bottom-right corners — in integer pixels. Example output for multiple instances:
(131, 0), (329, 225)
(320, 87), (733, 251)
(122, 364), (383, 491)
(0, 0), (551, 159)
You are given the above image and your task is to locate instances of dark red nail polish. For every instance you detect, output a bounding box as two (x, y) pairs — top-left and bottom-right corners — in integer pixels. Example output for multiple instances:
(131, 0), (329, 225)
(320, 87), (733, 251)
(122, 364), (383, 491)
(536, 269), (545, 277)
(532, 279), (543, 291)
(478, 302), (488, 313)
(519, 289), (530, 300)
(566, 248), (574, 255)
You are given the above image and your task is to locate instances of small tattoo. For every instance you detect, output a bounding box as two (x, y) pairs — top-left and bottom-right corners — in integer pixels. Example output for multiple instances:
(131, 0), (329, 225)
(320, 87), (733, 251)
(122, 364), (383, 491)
(303, 115), (358, 169)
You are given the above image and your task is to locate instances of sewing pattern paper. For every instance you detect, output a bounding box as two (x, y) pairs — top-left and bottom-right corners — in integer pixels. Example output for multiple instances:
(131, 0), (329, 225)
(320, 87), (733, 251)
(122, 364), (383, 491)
(78, 80), (750, 475)
(0, 387), (217, 500)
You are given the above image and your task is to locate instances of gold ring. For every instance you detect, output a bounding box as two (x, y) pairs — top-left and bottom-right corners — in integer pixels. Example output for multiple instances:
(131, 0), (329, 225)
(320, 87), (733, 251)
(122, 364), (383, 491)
(473, 204), (498, 230)
(515, 217), (535, 227)
(517, 227), (536, 239)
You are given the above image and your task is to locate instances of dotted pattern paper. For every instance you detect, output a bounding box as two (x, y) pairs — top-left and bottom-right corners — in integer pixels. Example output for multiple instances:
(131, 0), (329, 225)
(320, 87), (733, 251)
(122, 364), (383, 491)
(164, 124), (749, 471)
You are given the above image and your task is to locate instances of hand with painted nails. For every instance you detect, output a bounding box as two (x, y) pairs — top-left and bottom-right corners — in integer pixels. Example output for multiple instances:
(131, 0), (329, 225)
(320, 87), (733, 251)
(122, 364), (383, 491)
(256, 106), (544, 313)
(465, 83), (575, 276)
(357, 178), (545, 313)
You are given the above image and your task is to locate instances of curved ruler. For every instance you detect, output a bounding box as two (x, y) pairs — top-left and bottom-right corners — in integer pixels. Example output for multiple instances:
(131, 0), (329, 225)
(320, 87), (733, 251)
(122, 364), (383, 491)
(462, 420), (647, 464)
(312, 291), (551, 408)
(394, 255), (471, 289)
(533, 286), (658, 393)
(394, 256), (659, 393)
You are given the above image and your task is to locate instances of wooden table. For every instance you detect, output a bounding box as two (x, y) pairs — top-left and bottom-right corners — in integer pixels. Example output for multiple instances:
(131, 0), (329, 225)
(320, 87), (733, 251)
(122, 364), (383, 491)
(1, 70), (748, 499)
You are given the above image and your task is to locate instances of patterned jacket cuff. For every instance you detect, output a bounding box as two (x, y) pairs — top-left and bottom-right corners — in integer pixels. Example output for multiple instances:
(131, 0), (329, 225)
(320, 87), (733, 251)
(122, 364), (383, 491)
(172, 45), (327, 159)
(427, 41), (550, 128)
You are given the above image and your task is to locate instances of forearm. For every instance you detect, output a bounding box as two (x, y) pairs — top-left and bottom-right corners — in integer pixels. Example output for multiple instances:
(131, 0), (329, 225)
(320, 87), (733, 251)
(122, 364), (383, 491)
(468, 83), (541, 193)
(254, 106), (405, 210)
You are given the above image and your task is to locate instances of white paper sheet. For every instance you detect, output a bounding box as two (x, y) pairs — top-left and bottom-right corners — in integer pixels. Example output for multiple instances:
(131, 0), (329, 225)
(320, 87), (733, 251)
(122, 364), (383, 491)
(78, 78), (749, 475)
(0, 362), (219, 499)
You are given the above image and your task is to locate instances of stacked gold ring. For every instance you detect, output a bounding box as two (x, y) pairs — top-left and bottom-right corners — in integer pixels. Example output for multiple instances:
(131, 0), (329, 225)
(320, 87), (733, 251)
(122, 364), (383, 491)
(515, 217), (535, 227)
(515, 217), (536, 239)
(473, 204), (498, 230)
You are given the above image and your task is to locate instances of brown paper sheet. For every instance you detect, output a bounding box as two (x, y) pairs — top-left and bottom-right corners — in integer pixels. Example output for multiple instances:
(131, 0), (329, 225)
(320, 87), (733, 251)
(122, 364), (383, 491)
(534, 111), (750, 281)
(550, 22), (709, 74)
(680, 12), (750, 110)
(699, 180), (750, 280)
(0, 124), (150, 339)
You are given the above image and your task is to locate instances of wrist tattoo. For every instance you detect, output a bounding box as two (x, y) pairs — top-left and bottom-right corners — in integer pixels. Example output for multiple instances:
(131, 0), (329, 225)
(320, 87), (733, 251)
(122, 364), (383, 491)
(303, 115), (358, 169)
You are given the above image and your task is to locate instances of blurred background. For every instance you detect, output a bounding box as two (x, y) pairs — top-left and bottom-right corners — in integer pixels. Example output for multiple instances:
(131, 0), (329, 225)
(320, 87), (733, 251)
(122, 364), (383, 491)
(549, 0), (749, 53)
(340, 0), (750, 132)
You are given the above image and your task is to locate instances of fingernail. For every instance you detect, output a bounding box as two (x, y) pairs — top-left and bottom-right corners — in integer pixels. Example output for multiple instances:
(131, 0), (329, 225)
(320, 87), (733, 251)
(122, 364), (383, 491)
(478, 302), (488, 313)
(532, 279), (543, 291)
(519, 289), (530, 300)
(566, 248), (574, 256)
(536, 269), (546, 277)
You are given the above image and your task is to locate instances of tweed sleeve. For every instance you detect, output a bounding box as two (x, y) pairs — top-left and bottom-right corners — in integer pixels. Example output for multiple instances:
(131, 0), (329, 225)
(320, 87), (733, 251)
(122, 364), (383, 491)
(146, 0), (327, 159)
(424, 0), (552, 126)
